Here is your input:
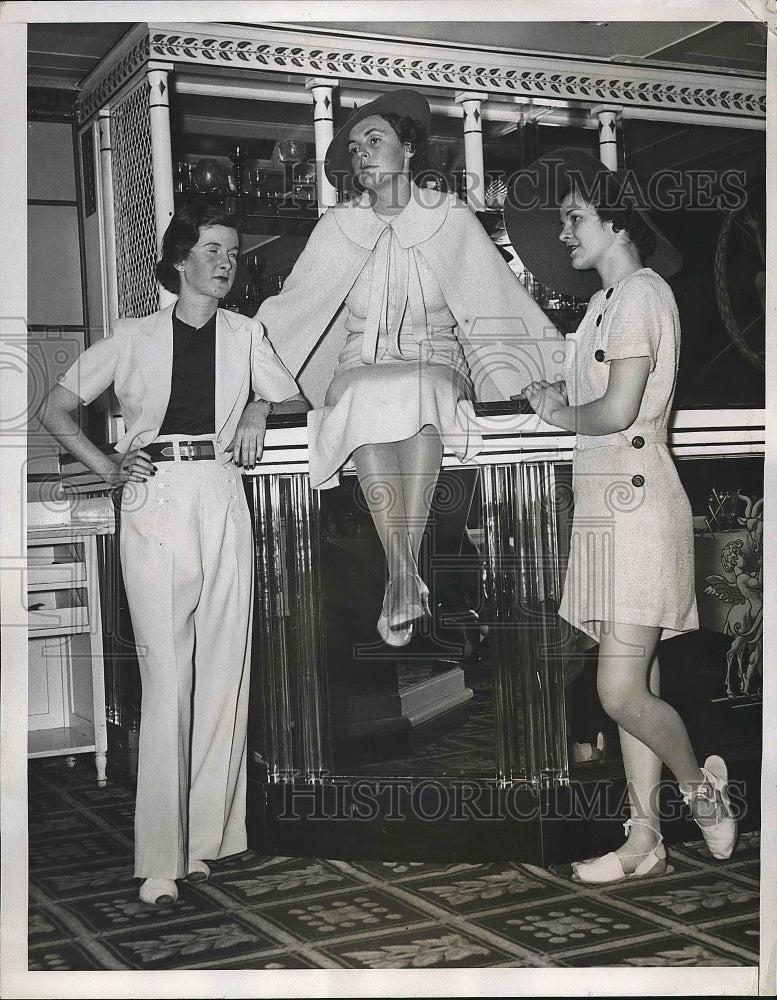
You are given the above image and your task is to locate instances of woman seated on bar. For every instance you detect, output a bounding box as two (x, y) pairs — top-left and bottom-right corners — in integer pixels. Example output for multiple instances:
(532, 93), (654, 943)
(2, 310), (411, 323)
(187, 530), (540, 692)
(506, 149), (737, 881)
(39, 203), (308, 905)
(259, 88), (562, 647)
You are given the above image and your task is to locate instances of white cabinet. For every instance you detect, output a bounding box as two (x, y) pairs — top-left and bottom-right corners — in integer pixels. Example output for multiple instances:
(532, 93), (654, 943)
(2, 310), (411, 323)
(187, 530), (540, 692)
(27, 526), (110, 786)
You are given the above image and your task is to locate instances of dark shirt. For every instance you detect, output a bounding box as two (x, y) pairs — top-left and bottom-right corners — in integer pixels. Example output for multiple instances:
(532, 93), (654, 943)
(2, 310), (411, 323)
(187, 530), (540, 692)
(159, 308), (217, 436)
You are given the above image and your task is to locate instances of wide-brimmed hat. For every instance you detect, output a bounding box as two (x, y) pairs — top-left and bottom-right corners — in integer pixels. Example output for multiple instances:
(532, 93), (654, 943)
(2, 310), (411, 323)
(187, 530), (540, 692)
(503, 148), (682, 299)
(325, 89), (431, 189)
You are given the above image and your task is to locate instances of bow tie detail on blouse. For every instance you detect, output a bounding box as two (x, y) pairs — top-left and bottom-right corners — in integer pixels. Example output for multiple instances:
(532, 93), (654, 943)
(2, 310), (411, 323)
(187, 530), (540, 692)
(330, 189), (452, 367)
(360, 225), (428, 364)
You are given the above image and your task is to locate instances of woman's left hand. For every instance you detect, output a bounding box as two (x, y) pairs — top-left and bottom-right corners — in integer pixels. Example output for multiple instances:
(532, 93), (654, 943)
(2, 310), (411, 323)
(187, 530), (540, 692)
(522, 380), (567, 425)
(226, 400), (271, 468)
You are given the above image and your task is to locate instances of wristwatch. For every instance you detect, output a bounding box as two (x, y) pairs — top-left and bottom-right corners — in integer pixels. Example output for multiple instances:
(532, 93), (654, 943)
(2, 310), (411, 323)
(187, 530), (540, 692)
(255, 399), (274, 416)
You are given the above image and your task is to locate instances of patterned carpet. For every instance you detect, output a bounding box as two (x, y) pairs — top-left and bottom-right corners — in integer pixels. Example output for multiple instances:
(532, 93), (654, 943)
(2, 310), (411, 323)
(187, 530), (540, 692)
(27, 757), (760, 973)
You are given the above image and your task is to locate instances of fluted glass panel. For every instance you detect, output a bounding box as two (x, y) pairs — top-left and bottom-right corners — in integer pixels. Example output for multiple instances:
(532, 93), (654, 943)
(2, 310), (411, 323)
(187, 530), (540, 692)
(96, 530), (120, 725)
(480, 464), (526, 783)
(480, 461), (568, 785)
(250, 475), (295, 779)
(285, 474), (329, 779)
(248, 474), (329, 781)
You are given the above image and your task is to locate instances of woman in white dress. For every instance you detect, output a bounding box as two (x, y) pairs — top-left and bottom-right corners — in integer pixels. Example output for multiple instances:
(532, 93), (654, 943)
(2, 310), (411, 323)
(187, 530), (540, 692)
(506, 149), (737, 881)
(258, 90), (561, 647)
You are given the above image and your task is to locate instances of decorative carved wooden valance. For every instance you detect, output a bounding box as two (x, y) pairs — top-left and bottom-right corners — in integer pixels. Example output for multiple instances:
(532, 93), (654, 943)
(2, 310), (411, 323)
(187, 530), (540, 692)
(76, 22), (767, 126)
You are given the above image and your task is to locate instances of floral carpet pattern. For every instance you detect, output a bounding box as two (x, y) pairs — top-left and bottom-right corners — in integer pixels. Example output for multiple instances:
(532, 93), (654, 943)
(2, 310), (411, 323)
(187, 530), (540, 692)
(27, 758), (760, 972)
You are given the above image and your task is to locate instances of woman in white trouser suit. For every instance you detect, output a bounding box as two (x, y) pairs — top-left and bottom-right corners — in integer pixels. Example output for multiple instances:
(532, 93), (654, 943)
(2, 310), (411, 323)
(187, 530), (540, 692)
(40, 203), (307, 904)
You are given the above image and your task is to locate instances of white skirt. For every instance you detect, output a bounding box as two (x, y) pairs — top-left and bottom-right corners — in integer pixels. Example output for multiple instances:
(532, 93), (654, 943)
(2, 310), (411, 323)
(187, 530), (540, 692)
(307, 360), (482, 489)
(558, 441), (699, 644)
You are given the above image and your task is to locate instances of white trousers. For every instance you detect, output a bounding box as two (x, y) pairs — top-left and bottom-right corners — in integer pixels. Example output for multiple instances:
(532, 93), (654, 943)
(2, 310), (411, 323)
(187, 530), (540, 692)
(119, 457), (253, 879)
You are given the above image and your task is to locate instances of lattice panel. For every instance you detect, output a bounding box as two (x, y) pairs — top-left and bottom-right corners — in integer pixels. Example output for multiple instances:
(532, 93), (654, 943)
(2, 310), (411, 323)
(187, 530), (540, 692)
(111, 79), (159, 319)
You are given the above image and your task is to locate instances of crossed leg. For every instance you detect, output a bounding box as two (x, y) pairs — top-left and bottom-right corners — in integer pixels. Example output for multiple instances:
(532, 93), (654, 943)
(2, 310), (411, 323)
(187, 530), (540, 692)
(353, 425), (443, 628)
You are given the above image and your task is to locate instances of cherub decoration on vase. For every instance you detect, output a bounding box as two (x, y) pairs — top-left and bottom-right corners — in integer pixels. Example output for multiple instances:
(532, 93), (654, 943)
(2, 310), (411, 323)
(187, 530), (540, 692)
(703, 492), (763, 699)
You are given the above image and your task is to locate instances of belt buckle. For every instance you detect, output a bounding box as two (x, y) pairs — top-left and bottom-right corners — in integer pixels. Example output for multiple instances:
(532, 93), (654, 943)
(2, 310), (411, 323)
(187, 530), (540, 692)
(179, 442), (193, 461)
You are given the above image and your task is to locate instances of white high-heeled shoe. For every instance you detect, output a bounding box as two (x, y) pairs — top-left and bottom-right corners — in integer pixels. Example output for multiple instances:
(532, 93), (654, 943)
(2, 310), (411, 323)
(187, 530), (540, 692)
(377, 573), (430, 647)
(682, 755), (738, 860)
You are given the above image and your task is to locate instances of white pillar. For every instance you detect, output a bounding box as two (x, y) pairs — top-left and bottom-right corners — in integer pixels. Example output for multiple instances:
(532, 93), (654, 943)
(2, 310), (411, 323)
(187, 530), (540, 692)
(305, 77), (339, 214)
(592, 104), (621, 169)
(97, 111), (118, 322)
(455, 91), (488, 212)
(147, 62), (176, 308)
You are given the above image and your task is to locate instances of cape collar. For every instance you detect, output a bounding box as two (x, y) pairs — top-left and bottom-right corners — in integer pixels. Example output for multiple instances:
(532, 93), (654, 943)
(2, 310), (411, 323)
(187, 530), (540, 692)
(331, 186), (451, 250)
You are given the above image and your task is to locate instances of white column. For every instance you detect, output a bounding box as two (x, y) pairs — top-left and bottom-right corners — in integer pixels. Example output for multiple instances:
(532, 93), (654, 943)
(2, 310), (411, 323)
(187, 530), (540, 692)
(97, 111), (118, 322)
(147, 62), (176, 308)
(455, 91), (488, 212)
(305, 77), (339, 214)
(592, 104), (621, 169)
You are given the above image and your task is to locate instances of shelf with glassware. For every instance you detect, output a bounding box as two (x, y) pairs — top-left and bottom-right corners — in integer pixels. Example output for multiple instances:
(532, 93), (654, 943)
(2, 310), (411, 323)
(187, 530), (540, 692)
(173, 142), (319, 315)
(477, 193), (588, 336)
(174, 143), (589, 324)
(174, 142), (319, 231)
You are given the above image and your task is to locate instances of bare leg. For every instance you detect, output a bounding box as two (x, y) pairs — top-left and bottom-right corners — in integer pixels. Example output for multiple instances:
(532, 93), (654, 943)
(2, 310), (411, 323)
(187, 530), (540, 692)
(596, 623), (704, 869)
(614, 655), (663, 868)
(597, 623), (704, 788)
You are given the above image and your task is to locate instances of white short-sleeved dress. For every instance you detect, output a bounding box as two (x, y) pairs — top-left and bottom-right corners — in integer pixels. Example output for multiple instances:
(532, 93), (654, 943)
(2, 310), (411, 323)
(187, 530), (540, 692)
(558, 268), (699, 644)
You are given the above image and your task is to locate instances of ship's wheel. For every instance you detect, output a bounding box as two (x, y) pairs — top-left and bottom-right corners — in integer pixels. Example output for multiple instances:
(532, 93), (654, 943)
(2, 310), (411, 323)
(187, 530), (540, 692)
(713, 177), (766, 372)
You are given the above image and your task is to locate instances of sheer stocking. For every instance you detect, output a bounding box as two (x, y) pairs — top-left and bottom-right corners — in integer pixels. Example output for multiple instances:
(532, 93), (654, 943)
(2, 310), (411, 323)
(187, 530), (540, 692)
(597, 623), (705, 864)
(353, 426), (442, 623)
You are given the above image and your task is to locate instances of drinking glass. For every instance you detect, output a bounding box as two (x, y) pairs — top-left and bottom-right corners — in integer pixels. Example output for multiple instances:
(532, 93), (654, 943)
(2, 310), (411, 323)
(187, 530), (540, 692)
(247, 168), (268, 204)
(277, 139), (305, 195)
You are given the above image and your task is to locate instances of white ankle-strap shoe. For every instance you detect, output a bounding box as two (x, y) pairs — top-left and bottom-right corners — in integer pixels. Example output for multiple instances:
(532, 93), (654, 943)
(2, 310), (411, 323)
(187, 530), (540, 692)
(682, 755), (737, 860)
(572, 819), (667, 884)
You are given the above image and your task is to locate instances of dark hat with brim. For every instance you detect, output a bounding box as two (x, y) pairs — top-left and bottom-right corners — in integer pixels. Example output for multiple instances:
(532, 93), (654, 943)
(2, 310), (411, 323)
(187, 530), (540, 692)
(503, 147), (682, 300)
(325, 88), (431, 189)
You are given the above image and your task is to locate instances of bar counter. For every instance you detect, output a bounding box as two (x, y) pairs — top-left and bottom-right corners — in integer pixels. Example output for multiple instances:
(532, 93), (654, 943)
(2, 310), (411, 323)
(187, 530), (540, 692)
(239, 407), (764, 864)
